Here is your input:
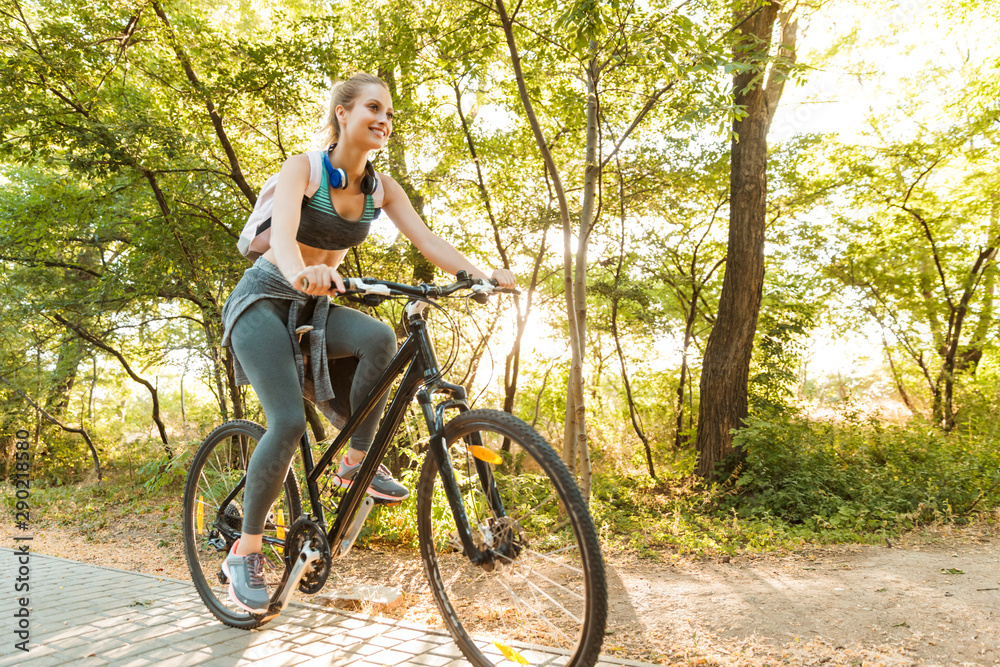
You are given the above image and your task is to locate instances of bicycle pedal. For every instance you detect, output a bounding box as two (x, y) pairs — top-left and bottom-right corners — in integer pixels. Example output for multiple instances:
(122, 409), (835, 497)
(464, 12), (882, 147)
(373, 498), (401, 506)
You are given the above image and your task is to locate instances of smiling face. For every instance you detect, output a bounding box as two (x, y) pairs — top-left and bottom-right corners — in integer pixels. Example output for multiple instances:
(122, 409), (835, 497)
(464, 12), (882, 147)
(336, 83), (394, 151)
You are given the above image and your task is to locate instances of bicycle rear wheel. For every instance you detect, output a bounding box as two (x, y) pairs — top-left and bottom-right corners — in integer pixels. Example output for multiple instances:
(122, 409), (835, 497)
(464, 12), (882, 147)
(417, 409), (607, 667)
(182, 419), (301, 628)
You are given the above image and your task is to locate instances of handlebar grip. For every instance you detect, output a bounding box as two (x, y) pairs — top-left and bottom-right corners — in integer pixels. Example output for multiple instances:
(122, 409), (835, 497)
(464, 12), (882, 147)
(298, 276), (347, 293)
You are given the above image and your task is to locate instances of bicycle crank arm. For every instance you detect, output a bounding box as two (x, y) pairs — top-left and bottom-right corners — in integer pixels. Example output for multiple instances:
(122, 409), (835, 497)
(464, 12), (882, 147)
(270, 543), (322, 614)
(338, 495), (376, 558)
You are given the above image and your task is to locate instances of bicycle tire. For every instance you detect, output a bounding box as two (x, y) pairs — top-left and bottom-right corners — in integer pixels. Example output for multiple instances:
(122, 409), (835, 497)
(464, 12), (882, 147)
(416, 409), (607, 667)
(182, 419), (301, 629)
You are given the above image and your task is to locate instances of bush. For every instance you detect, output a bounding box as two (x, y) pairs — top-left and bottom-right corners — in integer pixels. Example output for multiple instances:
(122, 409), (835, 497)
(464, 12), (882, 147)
(720, 410), (1000, 531)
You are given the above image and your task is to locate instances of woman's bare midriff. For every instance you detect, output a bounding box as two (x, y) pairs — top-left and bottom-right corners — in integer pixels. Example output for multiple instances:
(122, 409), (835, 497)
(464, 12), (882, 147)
(261, 245), (348, 277)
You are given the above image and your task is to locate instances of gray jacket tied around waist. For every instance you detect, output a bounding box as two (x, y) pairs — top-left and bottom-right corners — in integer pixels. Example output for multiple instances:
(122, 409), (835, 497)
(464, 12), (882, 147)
(221, 257), (357, 429)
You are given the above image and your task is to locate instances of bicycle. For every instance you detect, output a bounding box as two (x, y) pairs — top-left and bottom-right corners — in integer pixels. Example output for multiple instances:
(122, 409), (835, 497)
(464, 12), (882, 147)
(182, 271), (608, 667)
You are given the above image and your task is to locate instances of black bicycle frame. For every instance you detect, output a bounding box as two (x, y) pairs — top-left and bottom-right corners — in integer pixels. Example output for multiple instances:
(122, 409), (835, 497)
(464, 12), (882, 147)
(287, 304), (498, 565)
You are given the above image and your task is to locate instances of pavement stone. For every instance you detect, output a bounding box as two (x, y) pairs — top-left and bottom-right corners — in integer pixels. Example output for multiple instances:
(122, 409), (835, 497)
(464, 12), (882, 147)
(394, 639), (445, 655)
(0, 549), (657, 667)
(406, 653), (454, 667)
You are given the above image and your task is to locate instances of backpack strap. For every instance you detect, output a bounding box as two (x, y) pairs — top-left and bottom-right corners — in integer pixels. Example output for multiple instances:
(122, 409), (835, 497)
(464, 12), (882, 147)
(304, 149), (325, 199)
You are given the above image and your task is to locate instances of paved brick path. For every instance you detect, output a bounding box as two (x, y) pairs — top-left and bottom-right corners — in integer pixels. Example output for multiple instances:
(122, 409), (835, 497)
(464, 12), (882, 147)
(1, 550), (655, 667)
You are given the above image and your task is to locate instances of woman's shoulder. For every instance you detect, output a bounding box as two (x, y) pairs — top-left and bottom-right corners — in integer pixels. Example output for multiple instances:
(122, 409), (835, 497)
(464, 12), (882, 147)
(280, 152), (313, 170)
(279, 153), (323, 194)
(374, 171), (401, 196)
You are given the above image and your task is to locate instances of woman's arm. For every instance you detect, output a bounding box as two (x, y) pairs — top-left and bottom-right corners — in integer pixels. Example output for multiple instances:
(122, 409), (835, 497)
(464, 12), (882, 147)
(267, 154), (347, 293)
(380, 174), (516, 287)
(267, 154), (311, 282)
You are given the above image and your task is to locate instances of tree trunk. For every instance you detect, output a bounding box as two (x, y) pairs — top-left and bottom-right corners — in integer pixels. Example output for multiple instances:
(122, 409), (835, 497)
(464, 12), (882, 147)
(46, 335), (83, 417)
(695, 1), (780, 479)
(959, 197), (998, 374)
(938, 240), (999, 431)
(451, 77), (541, 420)
(612, 161), (655, 478)
(151, 2), (257, 206)
(568, 53), (600, 500)
(53, 315), (173, 457)
(204, 319), (233, 422)
(225, 348), (243, 423)
(882, 334), (917, 415)
(304, 401), (326, 442)
(675, 291), (700, 449)
(495, 0), (583, 484)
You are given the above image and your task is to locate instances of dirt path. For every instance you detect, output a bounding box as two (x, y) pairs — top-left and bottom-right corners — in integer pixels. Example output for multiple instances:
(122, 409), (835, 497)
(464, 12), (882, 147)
(610, 532), (1000, 665)
(11, 514), (1000, 665)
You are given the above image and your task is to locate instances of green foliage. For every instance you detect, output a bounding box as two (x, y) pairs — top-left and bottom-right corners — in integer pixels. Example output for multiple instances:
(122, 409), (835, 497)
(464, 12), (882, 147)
(722, 411), (1000, 531)
(356, 464), (423, 547)
(748, 287), (817, 413)
(29, 432), (94, 484)
(136, 447), (196, 494)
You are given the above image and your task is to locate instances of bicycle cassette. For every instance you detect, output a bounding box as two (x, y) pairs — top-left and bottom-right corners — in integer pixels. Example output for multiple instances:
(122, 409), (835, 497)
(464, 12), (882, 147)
(283, 517), (331, 594)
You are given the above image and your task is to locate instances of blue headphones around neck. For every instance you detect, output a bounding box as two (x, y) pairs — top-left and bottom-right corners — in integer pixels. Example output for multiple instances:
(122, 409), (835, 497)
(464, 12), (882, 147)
(323, 145), (378, 196)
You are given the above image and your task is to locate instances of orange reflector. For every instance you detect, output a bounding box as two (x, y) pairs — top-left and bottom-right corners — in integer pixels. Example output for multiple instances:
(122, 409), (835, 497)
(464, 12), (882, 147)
(196, 496), (204, 535)
(276, 510), (285, 554)
(469, 445), (502, 464)
(494, 641), (530, 665)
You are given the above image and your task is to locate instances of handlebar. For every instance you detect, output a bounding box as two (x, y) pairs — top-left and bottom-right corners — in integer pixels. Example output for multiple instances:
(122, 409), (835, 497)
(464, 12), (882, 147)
(299, 270), (520, 303)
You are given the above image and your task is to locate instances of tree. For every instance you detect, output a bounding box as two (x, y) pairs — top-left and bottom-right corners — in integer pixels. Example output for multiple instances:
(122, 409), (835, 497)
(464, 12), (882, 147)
(494, 0), (729, 497)
(825, 116), (999, 429)
(695, 1), (795, 478)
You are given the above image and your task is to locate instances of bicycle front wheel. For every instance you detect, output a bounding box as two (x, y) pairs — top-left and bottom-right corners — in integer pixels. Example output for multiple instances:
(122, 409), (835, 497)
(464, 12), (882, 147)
(182, 419), (301, 629)
(417, 409), (607, 667)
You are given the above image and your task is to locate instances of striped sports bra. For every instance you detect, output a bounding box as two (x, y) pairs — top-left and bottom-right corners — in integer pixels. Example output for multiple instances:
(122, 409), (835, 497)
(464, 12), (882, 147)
(294, 163), (381, 250)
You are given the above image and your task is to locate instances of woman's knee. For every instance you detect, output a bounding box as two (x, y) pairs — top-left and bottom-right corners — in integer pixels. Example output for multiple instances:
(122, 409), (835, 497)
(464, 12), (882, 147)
(267, 411), (307, 443)
(370, 321), (398, 358)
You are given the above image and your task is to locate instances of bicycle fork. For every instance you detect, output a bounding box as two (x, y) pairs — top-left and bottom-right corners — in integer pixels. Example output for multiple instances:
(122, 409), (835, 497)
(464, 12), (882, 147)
(421, 394), (502, 568)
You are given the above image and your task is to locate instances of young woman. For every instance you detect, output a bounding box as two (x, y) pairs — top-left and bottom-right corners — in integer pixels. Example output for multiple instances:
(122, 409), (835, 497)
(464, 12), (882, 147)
(220, 73), (515, 612)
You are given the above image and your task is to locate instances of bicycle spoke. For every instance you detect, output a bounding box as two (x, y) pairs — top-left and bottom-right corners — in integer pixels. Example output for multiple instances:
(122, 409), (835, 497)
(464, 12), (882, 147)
(493, 576), (576, 647)
(519, 575), (581, 624)
(510, 491), (558, 523)
(493, 551), (585, 602)
(522, 548), (584, 575)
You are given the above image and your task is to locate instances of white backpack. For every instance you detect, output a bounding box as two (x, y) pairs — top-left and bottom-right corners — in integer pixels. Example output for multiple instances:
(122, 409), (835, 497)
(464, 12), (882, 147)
(237, 149), (384, 259)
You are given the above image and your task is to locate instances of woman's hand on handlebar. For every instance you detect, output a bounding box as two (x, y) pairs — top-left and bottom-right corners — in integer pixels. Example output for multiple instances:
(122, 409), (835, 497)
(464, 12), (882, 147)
(490, 268), (516, 289)
(293, 265), (345, 295)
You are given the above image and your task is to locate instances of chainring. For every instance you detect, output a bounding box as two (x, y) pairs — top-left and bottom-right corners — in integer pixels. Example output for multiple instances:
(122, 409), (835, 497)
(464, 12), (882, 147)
(283, 517), (332, 594)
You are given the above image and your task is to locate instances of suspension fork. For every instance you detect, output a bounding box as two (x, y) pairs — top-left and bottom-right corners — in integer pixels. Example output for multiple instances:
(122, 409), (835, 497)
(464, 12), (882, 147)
(418, 396), (487, 566)
(416, 389), (507, 568)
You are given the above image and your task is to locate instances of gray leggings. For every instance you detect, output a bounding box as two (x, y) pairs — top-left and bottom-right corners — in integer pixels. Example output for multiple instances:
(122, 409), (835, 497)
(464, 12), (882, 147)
(230, 298), (397, 534)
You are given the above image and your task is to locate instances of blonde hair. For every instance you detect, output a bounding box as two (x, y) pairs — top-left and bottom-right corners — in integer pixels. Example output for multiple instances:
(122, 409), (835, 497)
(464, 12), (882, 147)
(320, 73), (390, 145)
